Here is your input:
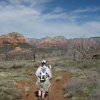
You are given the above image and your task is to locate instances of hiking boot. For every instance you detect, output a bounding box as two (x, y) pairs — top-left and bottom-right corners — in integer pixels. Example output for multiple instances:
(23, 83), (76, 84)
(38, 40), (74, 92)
(38, 96), (41, 100)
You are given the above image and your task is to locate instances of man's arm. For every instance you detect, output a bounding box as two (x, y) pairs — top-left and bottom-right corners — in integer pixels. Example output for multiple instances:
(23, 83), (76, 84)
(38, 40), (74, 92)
(36, 67), (40, 77)
(47, 67), (52, 79)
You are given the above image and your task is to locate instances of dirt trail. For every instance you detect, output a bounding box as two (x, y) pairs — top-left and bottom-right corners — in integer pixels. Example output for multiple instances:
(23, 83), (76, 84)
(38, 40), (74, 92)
(17, 69), (70, 100)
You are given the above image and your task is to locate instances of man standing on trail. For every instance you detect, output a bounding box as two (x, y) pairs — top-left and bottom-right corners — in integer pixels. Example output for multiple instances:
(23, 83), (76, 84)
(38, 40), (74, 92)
(35, 60), (52, 98)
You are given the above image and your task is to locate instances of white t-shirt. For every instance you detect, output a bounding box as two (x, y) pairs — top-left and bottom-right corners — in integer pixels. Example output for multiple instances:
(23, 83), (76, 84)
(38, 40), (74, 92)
(36, 65), (52, 79)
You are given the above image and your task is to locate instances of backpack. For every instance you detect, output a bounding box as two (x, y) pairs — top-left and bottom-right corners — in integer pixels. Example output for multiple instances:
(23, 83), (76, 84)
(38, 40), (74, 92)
(39, 67), (48, 82)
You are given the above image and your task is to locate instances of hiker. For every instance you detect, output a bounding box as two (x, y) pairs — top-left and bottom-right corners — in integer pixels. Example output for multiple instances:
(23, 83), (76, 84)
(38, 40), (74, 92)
(35, 60), (52, 98)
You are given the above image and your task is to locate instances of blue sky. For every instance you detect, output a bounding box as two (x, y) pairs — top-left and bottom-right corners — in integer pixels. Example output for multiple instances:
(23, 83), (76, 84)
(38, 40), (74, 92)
(0, 0), (100, 38)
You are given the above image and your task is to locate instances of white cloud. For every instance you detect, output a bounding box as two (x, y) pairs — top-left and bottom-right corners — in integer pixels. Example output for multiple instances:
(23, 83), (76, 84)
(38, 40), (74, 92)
(0, 1), (100, 38)
(51, 7), (64, 14)
(83, 22), (100, 34)
(73, 7), (100, 13)
(7, 0), (52, 8)
(42, 7), (79, 22)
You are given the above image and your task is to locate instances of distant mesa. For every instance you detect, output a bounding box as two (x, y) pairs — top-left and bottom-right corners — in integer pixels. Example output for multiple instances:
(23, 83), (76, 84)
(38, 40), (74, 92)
(8, 32), (28, 43)
(0, 32), (100, 49)
(0, 32), (28, 47)
(35, 36), (68, 48)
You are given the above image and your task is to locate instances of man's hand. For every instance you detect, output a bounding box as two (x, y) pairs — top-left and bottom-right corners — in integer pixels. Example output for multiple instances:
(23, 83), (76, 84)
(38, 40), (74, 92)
(49, 65), (52, 71)
(50, 77), (52, 81)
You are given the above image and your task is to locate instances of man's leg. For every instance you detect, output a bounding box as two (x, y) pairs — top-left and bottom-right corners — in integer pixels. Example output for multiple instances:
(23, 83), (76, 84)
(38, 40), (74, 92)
(38, 90), (41, 100)
(48, 86), (51, 100)
(42, 91), (45, 100)
(38, 90), (41, 96)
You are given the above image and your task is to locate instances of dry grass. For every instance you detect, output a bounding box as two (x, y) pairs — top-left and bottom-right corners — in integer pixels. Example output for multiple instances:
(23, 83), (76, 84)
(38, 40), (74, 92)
(0, 56), (100, 100)
(0, 60), (38, 100)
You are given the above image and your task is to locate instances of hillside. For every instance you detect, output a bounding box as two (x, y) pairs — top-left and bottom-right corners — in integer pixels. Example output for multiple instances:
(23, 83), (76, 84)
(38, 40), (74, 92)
(0, 32), (100, 49)
(0, 32), (29, 48)
(28, 36), (100, 49)
(36, 36), (67, 48)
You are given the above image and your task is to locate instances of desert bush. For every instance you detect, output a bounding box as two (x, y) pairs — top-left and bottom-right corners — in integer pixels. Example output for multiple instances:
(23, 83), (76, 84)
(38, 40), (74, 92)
(63, 78), (91, 99)
(89, 87), (100, 100)
(0, 79), (21, 100)
(61, 59), (100, 70)
(0, 60), (37, 100)
(64, 77), (88, 93)
(63, 67), (100, 100)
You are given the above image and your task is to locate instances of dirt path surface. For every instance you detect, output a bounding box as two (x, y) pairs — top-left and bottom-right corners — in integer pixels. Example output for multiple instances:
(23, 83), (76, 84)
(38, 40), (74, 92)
(17, 69), (70, 100)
